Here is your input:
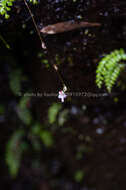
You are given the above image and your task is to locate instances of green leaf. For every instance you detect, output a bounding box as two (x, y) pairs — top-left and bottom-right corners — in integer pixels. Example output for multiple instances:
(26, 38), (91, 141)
(5, 130), (26, 177)
(17, 96), (32, 125)
(74, 170), (85, 182)
(40, 130), (54, 147)
(48, 103), (62, 124)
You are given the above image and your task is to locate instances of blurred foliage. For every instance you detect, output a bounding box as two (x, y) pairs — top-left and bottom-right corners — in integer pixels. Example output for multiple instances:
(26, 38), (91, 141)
(74, 170), (85, 182)
(5, 121), (54, 177)
(38, 52), (50, 69)
(76, 143), (93, 160)
(9, 66), (32, 125)
(41, 58), (49, 68)
(9, 69), (27, 96)
(0, 104), (5, 115)
(48, 103), (62, 124)
(96, 49), (126, 92)
(55, 54), (61, 65)
(40, 130), (53, 147)
(67, 56), (73, 66)
(0, 0), (14, 19)
(5, 130), (27, 177)
(29, 0), (38, 4)
(16, 96), (32, 125)
(58, 109), (69, 126)
(31, 123), (54, 147)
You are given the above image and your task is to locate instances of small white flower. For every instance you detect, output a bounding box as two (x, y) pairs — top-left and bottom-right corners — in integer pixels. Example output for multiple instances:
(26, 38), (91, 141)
(58, 90), (67, 102)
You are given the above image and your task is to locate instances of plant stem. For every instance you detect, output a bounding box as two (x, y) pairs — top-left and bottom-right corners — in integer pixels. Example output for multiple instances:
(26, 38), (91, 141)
(24, 0), (44, 46)
(24, 0), (67, 90)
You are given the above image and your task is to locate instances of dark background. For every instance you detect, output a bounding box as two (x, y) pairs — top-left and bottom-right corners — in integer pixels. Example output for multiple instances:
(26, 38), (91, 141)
(1, 0), (126, 189)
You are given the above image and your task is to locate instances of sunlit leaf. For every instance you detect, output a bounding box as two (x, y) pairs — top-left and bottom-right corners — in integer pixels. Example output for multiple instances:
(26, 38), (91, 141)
(96, 49), (126, 92)
(58, 109), (69, 126)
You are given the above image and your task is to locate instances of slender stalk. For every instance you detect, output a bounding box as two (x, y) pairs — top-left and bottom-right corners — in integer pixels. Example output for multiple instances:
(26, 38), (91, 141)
(24, 0), (44, 46)
(24, 0), (67, 91)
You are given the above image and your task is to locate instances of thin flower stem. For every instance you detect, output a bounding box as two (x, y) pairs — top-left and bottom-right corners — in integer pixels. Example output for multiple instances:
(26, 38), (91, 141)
(24, 0), (67, 90)
(53, 64), (67, 88)
(24, 0), (44, 46)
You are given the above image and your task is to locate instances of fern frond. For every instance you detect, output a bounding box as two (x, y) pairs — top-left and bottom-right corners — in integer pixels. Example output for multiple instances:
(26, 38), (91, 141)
(106, 64), (125, 92)
(96, 49), (126, 92)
